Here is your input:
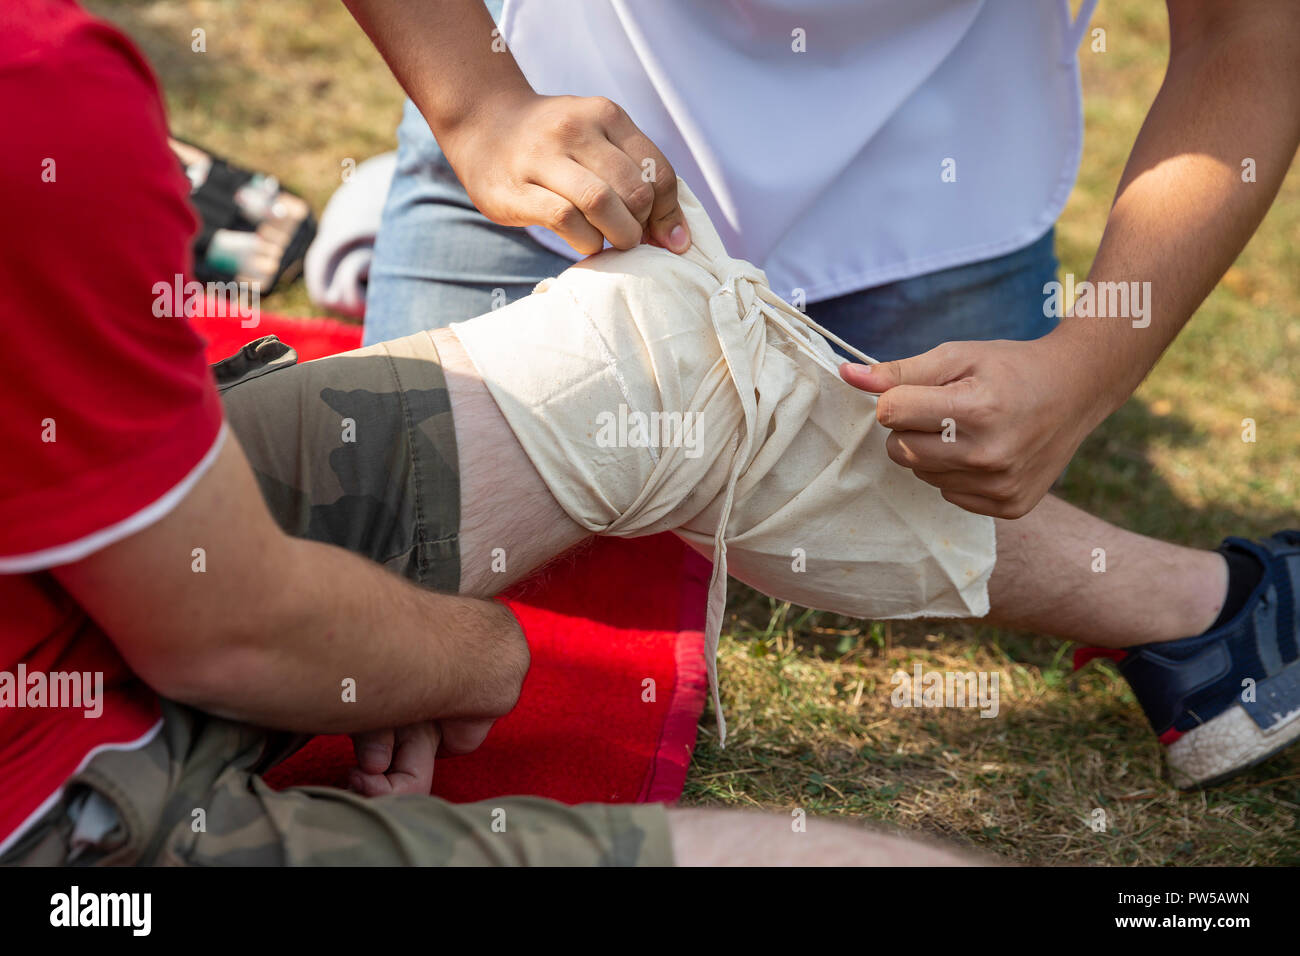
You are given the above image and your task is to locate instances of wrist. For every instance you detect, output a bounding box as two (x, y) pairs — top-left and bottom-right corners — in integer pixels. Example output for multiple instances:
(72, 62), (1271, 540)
(1039, 319), (1132, 427)
(485, 599), (529, 716)
(425, 76), (537, 149)
(448, 597), (529, 718)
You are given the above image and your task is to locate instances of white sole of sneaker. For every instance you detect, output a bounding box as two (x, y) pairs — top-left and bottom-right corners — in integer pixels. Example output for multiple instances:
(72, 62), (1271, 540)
(1167, 701), (1300, 788)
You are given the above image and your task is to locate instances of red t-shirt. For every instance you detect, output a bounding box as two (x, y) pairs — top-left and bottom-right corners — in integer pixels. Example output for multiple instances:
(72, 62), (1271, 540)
(0, 1), (224, 850)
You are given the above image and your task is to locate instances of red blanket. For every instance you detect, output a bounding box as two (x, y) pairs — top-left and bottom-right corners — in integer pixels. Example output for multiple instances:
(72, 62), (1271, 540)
(194, 311), (708, 803)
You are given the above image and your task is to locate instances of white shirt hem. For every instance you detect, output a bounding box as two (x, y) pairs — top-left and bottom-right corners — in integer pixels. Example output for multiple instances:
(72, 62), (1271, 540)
(0, 718), (165, 858)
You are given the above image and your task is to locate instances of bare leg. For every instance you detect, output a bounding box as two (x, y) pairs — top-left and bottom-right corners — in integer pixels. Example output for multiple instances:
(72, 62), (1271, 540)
(437, 324), (1227, 647)
(432, 327), (591, 595)
(667, 808), (987, 866)
(988, 494), (1228, 646)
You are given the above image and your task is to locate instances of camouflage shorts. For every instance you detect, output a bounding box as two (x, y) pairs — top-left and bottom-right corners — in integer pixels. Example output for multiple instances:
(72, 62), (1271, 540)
(4, 331), (672, 867)
(5, 700), (671, 866)
(215, 330), (463, 591)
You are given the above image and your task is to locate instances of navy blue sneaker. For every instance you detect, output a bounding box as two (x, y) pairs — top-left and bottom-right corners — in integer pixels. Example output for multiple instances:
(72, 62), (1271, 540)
(1075, 531), (1300, 788)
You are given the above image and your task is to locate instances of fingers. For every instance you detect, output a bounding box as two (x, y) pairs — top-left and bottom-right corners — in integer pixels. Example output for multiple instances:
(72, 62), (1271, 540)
(627, 143), (688, 252)
(886, 431), (962, 472)
(465, 94), (690, 256)
(913, 467), (1011, 495)
(900, 444), (1037, 518)
(439, 717), (496, 755)
(598, 101), (690, 253)
(589, 141), (656, 228)
(347, 716), (498, 798)
(839, 344), (962, 395)
(842, 338), (1066, 520)
(940, 490), (1028, 520)
(516, 183), (608, 257)
(646, 176), (690, 254)
(351, 728), (393, 776)
(536, 96), (688, 255)
(385, 722), (440, 795)
(349, 723), (441, 797)
(874, 383), (968, 433)
(535, 158), (647, 252)
(838, 361), (878, 392)
(887, 429), (1018, 473)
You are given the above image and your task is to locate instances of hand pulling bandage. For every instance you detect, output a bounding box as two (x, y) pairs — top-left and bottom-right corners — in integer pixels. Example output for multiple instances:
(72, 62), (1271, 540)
(452, 182), (995, 743)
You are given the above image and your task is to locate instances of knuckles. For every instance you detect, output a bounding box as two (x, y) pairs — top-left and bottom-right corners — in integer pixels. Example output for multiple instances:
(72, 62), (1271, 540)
(876, 392), (900, 429)
(651, 159), (676, 191)
(884, 433), (911, 466)
(983, 472), (1022, 501)
(627, 180), (656, 218)
(547, 111), (587, 144)
(547, 96), (623, 142)
(931, 341), (960, 367)
(985, 497), (1032, 519)
(587, 95), (625, 126)
(575, 180), (615, 216)
(546, 202), (582, 236)
(964, 440), (1015, 472)
(961, 396), (996, 430)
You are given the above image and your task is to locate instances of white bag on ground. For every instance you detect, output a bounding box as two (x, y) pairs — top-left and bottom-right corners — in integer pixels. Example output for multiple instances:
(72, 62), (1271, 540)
(452, 182), (995, 742)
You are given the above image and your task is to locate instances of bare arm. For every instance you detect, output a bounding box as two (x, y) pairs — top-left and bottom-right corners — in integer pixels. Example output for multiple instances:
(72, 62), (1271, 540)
(54, 433), (528, 734)
(343, 0), (530, 141)
(844, 0), (1300, 518)
(1057, 0), (1300, 412)
(341, 0), (690, 253)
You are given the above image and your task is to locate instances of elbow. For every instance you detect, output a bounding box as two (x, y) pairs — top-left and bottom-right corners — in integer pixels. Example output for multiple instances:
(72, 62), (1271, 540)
(121, 633), (271, 715)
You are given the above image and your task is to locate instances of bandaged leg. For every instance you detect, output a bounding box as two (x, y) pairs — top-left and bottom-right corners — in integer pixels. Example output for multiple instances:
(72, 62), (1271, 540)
(452, 182), (994, 741)
(218, 262), (1228, 725)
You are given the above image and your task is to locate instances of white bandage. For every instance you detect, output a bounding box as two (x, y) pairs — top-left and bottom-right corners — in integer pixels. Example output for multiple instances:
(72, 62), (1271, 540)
(452, 182), (995, 743)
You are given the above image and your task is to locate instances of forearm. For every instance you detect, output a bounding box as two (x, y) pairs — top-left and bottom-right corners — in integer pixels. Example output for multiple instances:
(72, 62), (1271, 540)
(1052, 3), (1300, 420)
(59, 436), (528, 735)
(180, 535), (528, 734)
(342, 0), (533, 138)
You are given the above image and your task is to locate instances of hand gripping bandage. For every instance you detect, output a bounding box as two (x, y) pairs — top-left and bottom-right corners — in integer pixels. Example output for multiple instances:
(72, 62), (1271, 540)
(452, 182), (996, 743)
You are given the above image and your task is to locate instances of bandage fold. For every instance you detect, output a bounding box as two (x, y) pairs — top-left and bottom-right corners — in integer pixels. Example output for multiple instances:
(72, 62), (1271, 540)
(452, 182), (995, 744)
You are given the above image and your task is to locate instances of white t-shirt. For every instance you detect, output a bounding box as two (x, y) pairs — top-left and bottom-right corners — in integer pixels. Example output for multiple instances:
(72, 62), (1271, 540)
(500, 0), (1098, 303)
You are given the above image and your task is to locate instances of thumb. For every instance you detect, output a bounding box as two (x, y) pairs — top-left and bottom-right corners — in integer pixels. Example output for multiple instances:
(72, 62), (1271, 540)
(646, 175), (691, 254)
(439, 718), (496, 756)
(351, 728), (395, 775)
(839, 347), (953, 394)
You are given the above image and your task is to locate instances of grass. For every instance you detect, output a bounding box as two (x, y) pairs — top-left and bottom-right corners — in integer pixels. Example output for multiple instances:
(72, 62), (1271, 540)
(92, 0), (1300, 864)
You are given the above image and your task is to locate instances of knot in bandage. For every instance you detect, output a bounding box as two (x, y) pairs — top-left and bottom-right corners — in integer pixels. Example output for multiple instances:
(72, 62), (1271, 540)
(453, 181), (996, 747)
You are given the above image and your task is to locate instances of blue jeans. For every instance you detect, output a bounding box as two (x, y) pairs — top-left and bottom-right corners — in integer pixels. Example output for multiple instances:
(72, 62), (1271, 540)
(365, 100), (1060, 361)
